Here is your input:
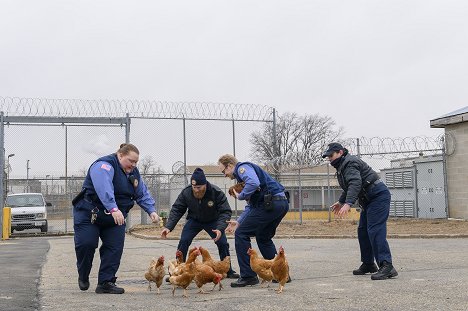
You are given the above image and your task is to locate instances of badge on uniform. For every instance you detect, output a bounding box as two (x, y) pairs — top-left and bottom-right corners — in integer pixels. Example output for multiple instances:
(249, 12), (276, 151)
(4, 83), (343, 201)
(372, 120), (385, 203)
(207, 201), (214, 207)
(129, 175), (139, 188)
(239, 167), (246, 174)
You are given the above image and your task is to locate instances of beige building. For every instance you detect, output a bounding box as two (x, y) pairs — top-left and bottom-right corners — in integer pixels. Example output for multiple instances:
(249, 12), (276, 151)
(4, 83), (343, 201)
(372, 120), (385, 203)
(431, 106), (468, 219)
(186, 164), (341, 217)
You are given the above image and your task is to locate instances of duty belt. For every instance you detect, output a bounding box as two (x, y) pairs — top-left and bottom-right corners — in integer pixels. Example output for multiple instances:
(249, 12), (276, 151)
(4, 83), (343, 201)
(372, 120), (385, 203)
(272, 195), (287, 201)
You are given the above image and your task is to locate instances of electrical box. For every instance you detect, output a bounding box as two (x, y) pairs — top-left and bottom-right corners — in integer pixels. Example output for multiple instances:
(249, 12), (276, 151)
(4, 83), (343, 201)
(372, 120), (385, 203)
(381, 155), (446, 219)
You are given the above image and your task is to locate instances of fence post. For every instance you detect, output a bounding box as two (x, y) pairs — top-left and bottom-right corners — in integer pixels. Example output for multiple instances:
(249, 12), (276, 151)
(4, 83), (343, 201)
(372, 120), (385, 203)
(298, 168), (302, 225)
(327, 163), (331, 222)
(0, 111), (5, 235)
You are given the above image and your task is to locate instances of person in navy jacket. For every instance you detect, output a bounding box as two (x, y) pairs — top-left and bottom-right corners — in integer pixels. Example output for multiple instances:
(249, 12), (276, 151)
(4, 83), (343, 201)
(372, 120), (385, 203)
(73, 143), (159, 294)
(160, 167), (239, 278)
(218, 154), (289, 287)
(322, 142), (398, 280)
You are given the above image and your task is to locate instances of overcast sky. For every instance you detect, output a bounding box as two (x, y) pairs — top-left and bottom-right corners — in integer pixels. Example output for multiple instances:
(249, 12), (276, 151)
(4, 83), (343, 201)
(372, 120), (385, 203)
(1, 0), (467, 140)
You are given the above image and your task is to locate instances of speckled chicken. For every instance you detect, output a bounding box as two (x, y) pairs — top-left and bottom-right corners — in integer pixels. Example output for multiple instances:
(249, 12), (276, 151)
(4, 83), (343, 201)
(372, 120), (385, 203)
(144, 255), (165, 294)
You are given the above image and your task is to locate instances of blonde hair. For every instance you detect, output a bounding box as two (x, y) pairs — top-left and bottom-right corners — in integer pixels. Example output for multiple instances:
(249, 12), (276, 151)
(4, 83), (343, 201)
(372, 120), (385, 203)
(117, 143), (140, 155)
(218, 154), (238, 166)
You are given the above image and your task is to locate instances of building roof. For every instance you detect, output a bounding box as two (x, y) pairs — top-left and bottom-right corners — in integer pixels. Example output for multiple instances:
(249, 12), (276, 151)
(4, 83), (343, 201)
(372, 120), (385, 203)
(430, 106), (468, 128)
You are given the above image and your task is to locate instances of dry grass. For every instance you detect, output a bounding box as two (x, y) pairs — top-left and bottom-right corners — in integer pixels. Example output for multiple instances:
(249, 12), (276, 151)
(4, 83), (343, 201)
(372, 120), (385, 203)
(131, 218), (468, 238)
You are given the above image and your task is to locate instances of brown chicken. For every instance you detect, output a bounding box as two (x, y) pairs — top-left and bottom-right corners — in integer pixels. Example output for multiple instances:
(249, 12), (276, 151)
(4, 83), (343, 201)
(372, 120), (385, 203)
(228, 182), (245, 197)
(193, 262), (223, 293)
(199, 246), (230, 290)
(169, 262), (197, 297)
(169, 247), (200, 277)
(168, 249), (184, 277)
(144, 255), (165, 294)
(247, 247), (275, 287)
(270, 246), (289, 293)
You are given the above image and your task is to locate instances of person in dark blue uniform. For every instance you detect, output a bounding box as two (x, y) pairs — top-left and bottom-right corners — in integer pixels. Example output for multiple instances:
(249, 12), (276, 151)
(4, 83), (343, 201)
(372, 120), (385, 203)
(218, 154), (290, 287)
(322, 142), (398, 280)
(73, 143), (159, 294)
(160, 168), (239, 279)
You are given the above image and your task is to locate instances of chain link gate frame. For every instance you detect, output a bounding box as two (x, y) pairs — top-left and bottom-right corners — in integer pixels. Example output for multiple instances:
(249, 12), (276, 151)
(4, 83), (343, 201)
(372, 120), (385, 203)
(0, 97), (276, 236)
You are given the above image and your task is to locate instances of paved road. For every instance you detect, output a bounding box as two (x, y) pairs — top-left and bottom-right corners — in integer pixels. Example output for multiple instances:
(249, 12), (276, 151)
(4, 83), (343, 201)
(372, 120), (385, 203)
(0, 237), (49, 311)
(1, 236), (467, 311)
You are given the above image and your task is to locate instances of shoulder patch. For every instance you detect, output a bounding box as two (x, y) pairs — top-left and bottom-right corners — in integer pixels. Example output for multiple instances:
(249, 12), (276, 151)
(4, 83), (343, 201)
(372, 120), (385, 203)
(100, 163), (111, 171)
(239, 167), (246, 174)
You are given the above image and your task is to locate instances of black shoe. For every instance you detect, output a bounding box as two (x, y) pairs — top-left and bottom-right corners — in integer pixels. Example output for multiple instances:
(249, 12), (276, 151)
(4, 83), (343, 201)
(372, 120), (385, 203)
(353, 263), (378, 275)
(78, 278), (90, 291)
(227, 270), (240, 279)
(272, 275), (292, 283)
(371, 261), (398, 280)
(165, 276), (170, 283)
(230, 276), (259, 287)
(95, 281), (125, 294)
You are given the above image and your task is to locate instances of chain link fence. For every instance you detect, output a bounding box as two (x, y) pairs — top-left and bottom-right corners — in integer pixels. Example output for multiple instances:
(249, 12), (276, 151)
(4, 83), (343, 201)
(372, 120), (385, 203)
(1, 97), (452, 236)
(0, 97), (274, 236)
(268, 136), (449, 222)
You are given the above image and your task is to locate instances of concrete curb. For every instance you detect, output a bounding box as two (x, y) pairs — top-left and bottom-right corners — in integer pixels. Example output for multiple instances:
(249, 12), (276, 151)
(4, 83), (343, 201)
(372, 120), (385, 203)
(129, 231), (468, 240)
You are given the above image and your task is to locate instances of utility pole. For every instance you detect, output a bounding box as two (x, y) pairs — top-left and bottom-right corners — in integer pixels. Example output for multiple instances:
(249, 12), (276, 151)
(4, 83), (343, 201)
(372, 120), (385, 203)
(26, 160), (30, 192)
(6, 153), (15, 195)
(45, 174), (50, 195)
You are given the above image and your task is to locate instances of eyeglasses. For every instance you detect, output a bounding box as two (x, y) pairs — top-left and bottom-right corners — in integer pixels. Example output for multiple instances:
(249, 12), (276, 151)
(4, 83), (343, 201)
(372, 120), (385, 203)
(221, 165), (228, 174)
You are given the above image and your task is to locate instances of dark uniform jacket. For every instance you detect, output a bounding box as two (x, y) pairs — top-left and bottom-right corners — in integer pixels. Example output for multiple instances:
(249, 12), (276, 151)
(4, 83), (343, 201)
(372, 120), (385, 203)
(81, 153), (140, 213)
(165, 182), (232, 232)
(335, 153), (380, 205)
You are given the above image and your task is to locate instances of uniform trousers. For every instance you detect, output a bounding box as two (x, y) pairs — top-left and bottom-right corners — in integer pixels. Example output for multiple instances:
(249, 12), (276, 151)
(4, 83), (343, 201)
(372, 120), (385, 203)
(358, 182), (393, 265)
(73, 208), (126, 284)
(178, 218), (231, 263)
(235, 199), (289, 278)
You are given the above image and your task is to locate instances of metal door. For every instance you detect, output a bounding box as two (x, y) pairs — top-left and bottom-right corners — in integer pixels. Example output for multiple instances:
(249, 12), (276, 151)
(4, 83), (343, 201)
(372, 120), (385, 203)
(416, 161), (446, 218)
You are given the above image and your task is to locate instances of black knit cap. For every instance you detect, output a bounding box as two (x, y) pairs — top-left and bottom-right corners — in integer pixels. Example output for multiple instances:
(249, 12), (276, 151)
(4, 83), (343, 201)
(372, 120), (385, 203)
(322, 142), (345, 158)
(191, 167), (207, 186)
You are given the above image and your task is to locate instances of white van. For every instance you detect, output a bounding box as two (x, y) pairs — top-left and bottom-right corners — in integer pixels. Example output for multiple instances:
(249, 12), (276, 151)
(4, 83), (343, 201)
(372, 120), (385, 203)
(5, 193), (51, 233)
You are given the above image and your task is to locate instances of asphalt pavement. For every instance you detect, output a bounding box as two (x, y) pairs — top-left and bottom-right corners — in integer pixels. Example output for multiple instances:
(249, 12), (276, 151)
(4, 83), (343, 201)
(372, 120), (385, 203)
(0, 237), (49, 311)
(1, 235), (468, 311)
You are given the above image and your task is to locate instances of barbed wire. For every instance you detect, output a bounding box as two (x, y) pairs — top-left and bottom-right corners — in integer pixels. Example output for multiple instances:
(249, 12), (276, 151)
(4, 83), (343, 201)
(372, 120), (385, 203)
(0, 97), (274, 121)
(264, 134), (451, 172)
(347, 134), (450, 158)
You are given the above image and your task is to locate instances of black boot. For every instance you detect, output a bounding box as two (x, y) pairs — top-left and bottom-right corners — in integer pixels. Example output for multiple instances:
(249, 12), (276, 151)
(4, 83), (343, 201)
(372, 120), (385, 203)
(95, 277), (125, 294)
(353, 263), (378, 275)
(78, 278), (90, 291)
(371, 261), (398, 280)
(227, 270), (240, 279)
(230, 276), (259, 287)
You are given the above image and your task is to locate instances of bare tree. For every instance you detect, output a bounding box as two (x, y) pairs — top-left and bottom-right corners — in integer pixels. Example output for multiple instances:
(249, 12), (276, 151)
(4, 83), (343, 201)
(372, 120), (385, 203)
(138, 155), (156, 175)
(250, 112), (343, 166)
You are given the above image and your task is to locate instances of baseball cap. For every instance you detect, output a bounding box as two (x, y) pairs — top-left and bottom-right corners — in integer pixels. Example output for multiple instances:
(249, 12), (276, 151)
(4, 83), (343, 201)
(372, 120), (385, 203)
(322, 142), (344, 158)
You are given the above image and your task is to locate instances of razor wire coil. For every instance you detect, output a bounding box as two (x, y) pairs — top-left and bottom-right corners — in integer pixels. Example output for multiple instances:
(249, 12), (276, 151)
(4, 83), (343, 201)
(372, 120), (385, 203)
(265, 134), (450, 172)
(0, 97), (274, 121)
